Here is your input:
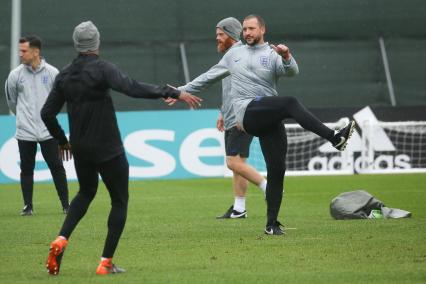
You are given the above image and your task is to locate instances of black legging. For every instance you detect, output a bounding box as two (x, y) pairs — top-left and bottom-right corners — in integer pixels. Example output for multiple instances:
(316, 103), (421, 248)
(59, 153), (129, 258)
(243, 96), (336, 226)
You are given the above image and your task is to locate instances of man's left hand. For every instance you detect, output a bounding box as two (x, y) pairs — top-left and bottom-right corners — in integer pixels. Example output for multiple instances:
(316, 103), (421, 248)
(59, 143), (73, 161)
(178, 92), (203, 109)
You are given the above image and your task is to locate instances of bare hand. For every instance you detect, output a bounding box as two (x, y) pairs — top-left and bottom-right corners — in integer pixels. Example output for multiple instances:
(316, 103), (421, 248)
(178, 91), (203, 109)
(216, 114), (224, 132)
(270, 44), (291, 60)
(163, 97), (177, 106)
(236, 123), (246, 133)
(59, 143), (72, 161)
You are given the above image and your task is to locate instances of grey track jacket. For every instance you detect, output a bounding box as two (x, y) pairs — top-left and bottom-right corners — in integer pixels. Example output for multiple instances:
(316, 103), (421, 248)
(179, 42), (299, 130)
(5, 59), (59, 141)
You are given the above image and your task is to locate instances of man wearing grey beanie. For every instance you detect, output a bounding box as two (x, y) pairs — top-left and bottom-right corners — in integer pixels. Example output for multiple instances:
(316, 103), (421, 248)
(72, 21), (100, 52)
(177, 17), (267, 220)
(43, 21), (201, 276)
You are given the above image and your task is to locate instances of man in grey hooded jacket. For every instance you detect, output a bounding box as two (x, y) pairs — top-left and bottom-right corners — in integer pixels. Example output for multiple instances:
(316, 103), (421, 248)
(5, 35), (69, 216)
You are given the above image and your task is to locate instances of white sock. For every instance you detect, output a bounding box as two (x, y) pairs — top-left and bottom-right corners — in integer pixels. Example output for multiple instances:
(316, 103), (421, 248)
(101, 257), (111, 262)
(233, 197), (246, 212)
(58, 236), (67, 240)
(258, 179), (267, 194)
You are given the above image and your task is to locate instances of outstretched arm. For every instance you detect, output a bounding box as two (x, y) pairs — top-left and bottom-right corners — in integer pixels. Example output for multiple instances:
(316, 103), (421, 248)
(102, 61), (181, 100)
(178, 59), (230, 94)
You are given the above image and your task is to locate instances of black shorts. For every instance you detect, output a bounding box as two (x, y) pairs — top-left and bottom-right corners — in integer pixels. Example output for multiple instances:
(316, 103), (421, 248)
(224, 126), (253, 157)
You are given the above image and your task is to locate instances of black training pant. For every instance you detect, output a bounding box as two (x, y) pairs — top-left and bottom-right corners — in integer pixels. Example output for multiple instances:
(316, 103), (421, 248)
(59, 153), (129, 258)
(18, 139), (69, 208)
(243, 96), (335, 226)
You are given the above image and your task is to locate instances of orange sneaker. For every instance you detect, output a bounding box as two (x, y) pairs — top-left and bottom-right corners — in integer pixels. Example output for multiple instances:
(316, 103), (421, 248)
(46, 236), (68, 275)
(96, 258), (126, 275)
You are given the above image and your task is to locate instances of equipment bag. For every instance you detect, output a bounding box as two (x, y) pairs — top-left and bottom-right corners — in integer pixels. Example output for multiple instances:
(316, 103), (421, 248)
(330, 190), (411, 220)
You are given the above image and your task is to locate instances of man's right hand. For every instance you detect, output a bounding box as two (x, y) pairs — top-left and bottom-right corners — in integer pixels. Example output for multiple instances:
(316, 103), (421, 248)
(163, 97), (177, 106)
(59, 143), (73, 161)
(178, 91), (203, 109)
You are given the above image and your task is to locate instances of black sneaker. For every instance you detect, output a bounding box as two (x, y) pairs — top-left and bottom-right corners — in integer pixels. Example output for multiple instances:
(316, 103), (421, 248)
(230, 209), (247, 219)
(264, 221), (285, 235)
(20, 205), (33, 216)
(333, 120), (356, 151)
(216, 205), (234, 219)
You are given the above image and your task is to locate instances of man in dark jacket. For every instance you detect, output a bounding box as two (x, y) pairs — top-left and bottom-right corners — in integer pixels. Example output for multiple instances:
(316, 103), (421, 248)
(42, 21), (201, 276)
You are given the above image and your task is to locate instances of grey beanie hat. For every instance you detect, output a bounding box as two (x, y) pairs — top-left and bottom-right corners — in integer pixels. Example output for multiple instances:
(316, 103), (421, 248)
(73, 21), (100, 52)
(216, 17), (242, 41)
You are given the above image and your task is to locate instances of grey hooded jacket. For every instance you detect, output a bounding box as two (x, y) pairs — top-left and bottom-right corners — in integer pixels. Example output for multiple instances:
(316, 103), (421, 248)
(5, 59), (59, 141)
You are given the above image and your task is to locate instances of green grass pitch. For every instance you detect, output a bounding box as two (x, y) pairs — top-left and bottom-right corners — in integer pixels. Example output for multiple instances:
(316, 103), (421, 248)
(0, 174), (425, 283)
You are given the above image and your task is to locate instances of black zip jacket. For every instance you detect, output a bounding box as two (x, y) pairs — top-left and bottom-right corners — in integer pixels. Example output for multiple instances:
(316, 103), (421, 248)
(41, 54), (180, 163)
